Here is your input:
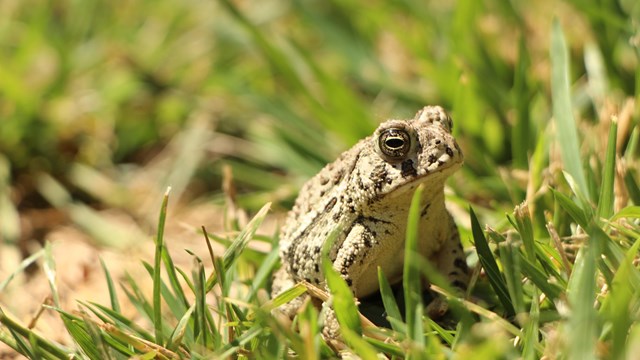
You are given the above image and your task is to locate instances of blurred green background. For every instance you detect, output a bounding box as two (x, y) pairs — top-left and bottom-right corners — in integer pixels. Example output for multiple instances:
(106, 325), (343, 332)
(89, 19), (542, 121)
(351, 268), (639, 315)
(0, 1), (639, 358)
(0, 0), (637, 250)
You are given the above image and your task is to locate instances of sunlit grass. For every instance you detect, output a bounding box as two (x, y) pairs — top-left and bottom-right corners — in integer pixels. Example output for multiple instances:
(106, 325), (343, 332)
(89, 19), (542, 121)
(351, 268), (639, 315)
(1, 0), (639, 358)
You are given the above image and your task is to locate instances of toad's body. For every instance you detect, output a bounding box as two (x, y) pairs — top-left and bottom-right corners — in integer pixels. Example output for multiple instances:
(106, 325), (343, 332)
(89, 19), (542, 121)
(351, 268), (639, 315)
(272, 106), (469, 333)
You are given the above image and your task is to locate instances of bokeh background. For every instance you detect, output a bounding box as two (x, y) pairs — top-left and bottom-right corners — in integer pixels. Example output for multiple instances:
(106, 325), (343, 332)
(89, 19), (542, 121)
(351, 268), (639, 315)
(0, 0), (638, 354)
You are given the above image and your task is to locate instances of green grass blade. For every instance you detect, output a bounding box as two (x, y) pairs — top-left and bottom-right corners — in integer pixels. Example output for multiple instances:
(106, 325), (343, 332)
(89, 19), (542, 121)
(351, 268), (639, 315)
(377, 267), (404, 333)
(80, 310), (113, 360)
(7, 328), (37, 360)
(216, 258), (232, 348)
(250, 304), (302, 356)
(101, 323), (176, 359)
(83, 302), (154, 341)
(404, 184), (425, 345)
(519, 254), (563, 301)
(529, 126), (551, 198)
(211, 254), (227, 340)
(425, 318), (446, 358)
(214, 325), (264, 359)
(205, 302), (222, 352)
(141, 262), (189, 335)
(566, 228), (598, 360)
(322, 231), (361, 335)
(0, 329), (21, 356)
(193, 256), (210, 349)
(364, 336), (405, 357)
(625, 125), (639, 160)
(534, 242), (568, 288)
(264, 283), (307, 311)
(58, 312), (102, 360)
(209, 202), (271, 291)
(247, 246), (280, 301)
(596, 119), (617, 220)
(497, 241), (525, 315)
(0, 249), (43, 292)
(623, 169), (640, 205)
(550, 19), (589, 199)
(341, 327), (380, 360)
(426, 317), (455, 345)
(470, 207), (515, 316)
(600, 235), (640, 360)
(153, 188), (170, 346)
(295, 298), (320, 360)
(99, 258), (120, 313)
(591, 226), (624, 278)
(610, 206), (640, 221)
(0, 308), (71, 359)
(161, 238), (189, 311)
(121, 274), (154, 323)
(43, 242), (60, 308)
(166, 304), (196, 352)
(99, 334), (136, 357)
(521, 288), (540, 360)
(409, 306), (426, 358)
(513, 203), (535, 262)
(551, 188), (589, 229)
(175, 267), (195, 294)
(223, 202), (271, 266)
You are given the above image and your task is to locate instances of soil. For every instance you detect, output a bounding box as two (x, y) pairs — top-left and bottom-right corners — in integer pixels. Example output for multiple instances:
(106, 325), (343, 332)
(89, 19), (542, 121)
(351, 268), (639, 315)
(0, 202), (279, 359)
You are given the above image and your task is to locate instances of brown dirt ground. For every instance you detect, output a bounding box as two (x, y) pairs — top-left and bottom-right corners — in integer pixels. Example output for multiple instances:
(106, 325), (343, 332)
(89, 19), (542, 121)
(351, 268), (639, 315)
(0, 202), (280, 359)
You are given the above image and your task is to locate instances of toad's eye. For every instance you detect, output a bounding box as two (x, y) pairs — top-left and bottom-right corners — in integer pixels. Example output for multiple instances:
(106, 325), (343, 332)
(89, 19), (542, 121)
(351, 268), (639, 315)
(377, 128), (411, 161)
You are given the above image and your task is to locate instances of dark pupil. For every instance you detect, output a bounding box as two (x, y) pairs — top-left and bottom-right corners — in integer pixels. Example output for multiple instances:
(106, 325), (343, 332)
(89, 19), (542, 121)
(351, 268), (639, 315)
(385, 137), (405, 149)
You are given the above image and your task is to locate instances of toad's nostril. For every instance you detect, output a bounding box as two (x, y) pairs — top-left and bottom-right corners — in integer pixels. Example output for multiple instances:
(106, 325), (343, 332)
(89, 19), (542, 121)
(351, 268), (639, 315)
(446, 147), (454, 157)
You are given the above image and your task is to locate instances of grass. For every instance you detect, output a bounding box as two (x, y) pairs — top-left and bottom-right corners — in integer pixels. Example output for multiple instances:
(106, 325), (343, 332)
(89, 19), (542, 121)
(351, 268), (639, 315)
(1, 0), (639, 358)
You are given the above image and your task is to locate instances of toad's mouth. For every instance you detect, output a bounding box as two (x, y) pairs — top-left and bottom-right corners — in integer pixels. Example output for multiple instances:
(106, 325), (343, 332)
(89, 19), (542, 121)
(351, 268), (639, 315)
(378, 156), (463, 198)
(422, 148), (461, 174)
